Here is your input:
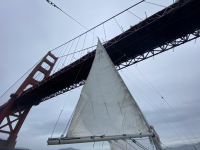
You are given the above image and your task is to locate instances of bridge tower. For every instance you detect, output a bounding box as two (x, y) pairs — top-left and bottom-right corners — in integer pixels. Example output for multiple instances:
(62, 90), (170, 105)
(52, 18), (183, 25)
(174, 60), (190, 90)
(0, 52), (57, 149)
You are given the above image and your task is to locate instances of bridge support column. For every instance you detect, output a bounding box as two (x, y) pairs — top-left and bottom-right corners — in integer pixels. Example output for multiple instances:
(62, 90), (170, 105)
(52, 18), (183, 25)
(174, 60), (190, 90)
(0, 51), (57, 149)
(0, 103), (31, 148)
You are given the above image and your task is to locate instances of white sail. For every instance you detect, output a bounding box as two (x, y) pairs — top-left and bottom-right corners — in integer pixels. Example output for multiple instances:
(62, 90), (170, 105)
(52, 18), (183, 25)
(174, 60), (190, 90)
(66, 39), (150, 138)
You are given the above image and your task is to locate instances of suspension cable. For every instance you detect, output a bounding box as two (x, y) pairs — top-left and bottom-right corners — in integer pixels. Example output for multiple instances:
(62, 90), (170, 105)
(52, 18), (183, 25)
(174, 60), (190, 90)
(144, 1), (166, 8)
(128, 10), (143, 20)
(47, 0), (144, 52)
(46, 0), (89, 31)
(0, 58), (42, 99)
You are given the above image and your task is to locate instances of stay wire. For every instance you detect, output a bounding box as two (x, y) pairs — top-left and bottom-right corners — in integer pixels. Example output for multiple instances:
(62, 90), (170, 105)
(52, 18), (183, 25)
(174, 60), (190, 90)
(122, 72), (192, 150)
(110, 141), (125, 150)
(62, 98), (76, 136)
(134, 65), (200, 143)
(111, 45), (199, 144)
(115, 141), (132, 150)
(124, 140), (138, 150)
(112, 141), (131, 150)
(125, 68), (195, 145)
(126, 68), (160, 94)
(51, 58), (86, 137)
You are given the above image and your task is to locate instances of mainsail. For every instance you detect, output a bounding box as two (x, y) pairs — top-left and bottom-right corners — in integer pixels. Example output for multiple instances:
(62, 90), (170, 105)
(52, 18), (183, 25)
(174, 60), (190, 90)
(48, 39), (163, 150)
(66, 39), (149, 137)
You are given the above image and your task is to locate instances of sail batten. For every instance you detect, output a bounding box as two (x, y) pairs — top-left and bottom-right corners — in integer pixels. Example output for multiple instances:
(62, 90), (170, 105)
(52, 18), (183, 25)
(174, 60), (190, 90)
(66, 39), (150, 138)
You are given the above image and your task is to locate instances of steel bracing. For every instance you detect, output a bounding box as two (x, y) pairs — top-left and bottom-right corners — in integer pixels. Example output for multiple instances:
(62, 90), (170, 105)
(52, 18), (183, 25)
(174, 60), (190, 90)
(0, 52), (57, 148)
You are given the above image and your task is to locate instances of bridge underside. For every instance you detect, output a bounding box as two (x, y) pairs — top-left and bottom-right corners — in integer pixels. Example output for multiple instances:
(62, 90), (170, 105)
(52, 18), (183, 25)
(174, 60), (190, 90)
(1, 0), (200, 113)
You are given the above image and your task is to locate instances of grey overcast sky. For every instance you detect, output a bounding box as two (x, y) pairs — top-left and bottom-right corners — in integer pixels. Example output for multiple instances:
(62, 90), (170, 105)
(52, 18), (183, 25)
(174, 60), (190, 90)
(0, 0), (200, 150)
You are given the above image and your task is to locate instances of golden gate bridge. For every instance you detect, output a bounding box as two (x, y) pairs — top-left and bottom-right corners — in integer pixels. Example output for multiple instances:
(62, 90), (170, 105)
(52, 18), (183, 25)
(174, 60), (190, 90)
(0, 0), (200, 148)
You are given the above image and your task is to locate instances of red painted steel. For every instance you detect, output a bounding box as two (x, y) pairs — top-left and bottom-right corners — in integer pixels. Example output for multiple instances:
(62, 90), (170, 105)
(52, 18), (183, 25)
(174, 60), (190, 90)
(0, 51), (57, 148)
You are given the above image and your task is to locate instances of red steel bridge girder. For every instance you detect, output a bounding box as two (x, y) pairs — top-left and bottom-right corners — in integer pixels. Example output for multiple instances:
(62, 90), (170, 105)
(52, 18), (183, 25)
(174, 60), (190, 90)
(41, 28), (200, 101)
(0, 52), (57, 148)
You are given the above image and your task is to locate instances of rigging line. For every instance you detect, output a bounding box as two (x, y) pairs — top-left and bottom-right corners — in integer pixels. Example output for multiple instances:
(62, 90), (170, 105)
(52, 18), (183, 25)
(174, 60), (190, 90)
(163, 96), (200, 143)
(0, 58), (42, 99)
(111, 141), (131, 150)
(103, 23), (107, 43)
(115, 141), (132, 150)
(125, 68), (160, 95)
(114, 18), (124, 33)
(134, 65), (200, 143)
(122, 73), (193, 150)
(109, 45), (160, 95)
(46, 0), (89, 31)
(127, 10), (143, 21)
(144, 1), (166, 8)
(62, 104), (76, 137)
(51, 108), (64, 138)
(51, 59), (86, 137)
(110, 141), (126, 150)
(132, 139), (148, 150)
(161, 142), (172, 150)
(124, 140), (138, 150)
(108, 45), (199, 143)
(49, 0), (144, 52)
(123, 72), (195, 146)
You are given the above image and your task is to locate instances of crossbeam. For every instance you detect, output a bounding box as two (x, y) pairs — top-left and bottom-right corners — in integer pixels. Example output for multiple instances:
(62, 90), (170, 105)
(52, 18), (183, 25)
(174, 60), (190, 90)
(47, 133), (154, 145)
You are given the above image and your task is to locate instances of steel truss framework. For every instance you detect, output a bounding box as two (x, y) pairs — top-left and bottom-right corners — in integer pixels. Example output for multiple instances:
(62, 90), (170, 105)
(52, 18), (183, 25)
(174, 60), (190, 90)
(116, 28), (200, 70)
(42, 28), (200, 101)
